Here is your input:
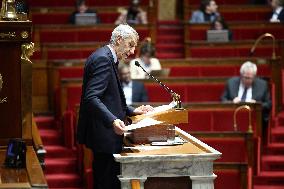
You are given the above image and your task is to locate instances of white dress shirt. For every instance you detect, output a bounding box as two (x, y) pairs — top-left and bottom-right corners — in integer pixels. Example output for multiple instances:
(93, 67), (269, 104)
(270, 7), (283, 22)
(107, 45), (117, 63)
(122, 81), (132, 105)
(237, 83), (252, 102)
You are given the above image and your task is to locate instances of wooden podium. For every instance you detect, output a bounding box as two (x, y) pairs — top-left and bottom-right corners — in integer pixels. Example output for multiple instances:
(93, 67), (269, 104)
(0, 21), (47, 188)
(115, 108), (222, 189)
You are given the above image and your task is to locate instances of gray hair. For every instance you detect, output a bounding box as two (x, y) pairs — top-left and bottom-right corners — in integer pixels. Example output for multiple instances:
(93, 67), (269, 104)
(110, 24), (139, 45)
(240, 61), (257, 76)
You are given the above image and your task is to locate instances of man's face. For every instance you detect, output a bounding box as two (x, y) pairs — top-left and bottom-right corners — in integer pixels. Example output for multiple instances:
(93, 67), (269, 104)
(241, 70), (255, 88)
(119, 67), (131, 84)
(116, 36), (137, 61)
(214, 21), (223, 30)
(271, 0), (278, 9)
(207, 0), (218, 13)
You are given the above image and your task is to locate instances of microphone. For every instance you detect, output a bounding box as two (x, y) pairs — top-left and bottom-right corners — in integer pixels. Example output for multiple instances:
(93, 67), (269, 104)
(134, 61), (182, 109)
(249, 33), (276, 60)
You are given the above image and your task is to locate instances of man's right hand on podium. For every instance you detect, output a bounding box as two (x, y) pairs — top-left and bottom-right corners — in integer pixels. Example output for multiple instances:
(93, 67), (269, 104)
(113, 119), (126, 135)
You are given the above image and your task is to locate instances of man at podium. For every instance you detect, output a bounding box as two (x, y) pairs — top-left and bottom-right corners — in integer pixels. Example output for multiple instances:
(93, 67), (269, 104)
(76, 24), (153, 189)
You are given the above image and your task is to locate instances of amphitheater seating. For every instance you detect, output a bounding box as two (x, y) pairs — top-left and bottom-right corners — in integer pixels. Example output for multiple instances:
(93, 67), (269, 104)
(29, 0), (150, 7)
(185, 41), (280, 58)
(184, 5), (271, 22)
(34, 25), (151, 43)
(185, 22), (284, 41)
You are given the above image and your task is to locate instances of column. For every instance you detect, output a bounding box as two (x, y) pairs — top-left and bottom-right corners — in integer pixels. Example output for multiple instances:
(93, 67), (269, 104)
(190, 174), (217, 189)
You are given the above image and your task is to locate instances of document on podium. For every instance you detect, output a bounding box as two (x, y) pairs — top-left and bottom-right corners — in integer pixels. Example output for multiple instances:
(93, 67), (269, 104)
(125, 117), (162, 131)
(125, 101), (177, 131)
(145, 101), (177, 116)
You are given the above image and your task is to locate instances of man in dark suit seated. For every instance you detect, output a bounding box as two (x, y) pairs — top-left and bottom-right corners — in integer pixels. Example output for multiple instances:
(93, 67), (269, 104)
(270, 0), (284, 23)
(76, 24), (153, 189)
(221, 61), (272, 139)
(118, 64), (148, 105)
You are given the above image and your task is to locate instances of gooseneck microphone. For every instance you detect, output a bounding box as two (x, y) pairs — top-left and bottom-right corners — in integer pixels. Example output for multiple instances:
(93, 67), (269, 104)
(249, 33), (276, 60)
(134, 61), (182, 109)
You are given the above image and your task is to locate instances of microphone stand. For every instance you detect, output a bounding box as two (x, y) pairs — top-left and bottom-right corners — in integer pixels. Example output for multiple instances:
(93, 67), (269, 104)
(135, 61), (183, 109)
(249, 33), (276, 60)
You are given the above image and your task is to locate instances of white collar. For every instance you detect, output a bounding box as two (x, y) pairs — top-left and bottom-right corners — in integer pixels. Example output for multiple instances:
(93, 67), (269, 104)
(275, 7), (283, 14)
(107, 45), (118, 63)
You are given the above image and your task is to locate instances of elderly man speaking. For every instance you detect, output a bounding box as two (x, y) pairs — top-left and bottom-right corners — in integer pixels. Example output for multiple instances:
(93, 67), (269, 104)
(77, 24), (153, 189)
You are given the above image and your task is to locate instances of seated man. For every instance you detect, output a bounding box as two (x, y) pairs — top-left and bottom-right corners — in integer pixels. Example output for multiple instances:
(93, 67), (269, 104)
(190, 0), (220, 23)
(270, 0), (284, 23)
(221, 61), (271, 136)
(118, 64), (148, 105)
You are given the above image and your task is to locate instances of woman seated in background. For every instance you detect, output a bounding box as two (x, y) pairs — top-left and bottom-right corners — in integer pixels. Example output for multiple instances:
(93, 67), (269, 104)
(69, 0), (100, 24)
(129, 38), (161, 79)
(210, 16), (233, 41)
(115, 0), (147, 25)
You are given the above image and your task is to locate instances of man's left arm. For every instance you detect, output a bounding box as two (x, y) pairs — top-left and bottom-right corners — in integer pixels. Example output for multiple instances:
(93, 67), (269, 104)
(262, 83), (272, 111)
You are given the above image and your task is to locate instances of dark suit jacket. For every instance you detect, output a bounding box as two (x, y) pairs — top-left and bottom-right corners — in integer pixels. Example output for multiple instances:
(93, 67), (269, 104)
(270, 8), (284, 23)
(221, 77), (271, 121)
(77, 46), (135, 154)
(131, 81), (148, 103)
(278, 8), (284, 23)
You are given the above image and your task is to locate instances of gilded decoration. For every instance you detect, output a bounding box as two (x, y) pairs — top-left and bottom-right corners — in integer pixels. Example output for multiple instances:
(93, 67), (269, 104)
(21, 31), (29, 39)
(0, 73), (7, 103)
(0, 31), (16, 39)
(21, 42), (35, 63)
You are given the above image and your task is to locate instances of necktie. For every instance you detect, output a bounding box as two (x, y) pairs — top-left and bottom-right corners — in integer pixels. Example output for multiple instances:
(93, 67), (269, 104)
(241, 87), (247, 102)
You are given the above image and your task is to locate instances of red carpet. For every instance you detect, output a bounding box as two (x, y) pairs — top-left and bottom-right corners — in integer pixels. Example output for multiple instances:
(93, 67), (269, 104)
(35, 116), (83, 189)
(254, 112), (284, 188)
(156, 21), (184, 59)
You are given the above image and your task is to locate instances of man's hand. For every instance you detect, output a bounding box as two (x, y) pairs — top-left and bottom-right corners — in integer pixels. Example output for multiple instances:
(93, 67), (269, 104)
(113, 119), (126, 135)
(248, 99), (256, 103)
(233, 97), (241, 103)
(134, 105), (154, 115)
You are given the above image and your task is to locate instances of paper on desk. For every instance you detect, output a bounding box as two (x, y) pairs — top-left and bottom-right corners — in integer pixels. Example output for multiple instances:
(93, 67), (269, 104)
(145, 101), (177, 116)
(125, 117), (163, 131)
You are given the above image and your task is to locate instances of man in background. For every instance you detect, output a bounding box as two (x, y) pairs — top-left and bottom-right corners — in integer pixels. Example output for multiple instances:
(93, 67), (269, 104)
(118, 64), (148, 105)
(221, 61), (271, 141)
(190, 0), (220, 23)
(270, 0), (284, 23)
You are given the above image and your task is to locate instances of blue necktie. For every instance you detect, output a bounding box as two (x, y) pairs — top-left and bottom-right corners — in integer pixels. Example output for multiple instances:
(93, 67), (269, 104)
(241, 87), (247, 102)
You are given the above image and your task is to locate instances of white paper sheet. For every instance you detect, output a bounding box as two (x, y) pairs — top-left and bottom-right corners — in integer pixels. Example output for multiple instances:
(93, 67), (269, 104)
(125, 117), (163, 131)
(145, 101), (177, 116)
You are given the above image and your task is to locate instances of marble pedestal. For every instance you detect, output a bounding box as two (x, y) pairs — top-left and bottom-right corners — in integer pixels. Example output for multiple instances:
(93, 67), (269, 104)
(114, 127), (221, 189)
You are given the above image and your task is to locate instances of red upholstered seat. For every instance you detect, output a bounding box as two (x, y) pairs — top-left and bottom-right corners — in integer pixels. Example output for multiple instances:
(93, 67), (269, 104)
(58, 67), (84, 79)
(169, 64), (270, 78)
(188, 27), (284, 41)
(38, 28), (149, 43)
(214, 169), (243, 189)
(29, 0), (149, 7)
(47, 48), (94, 59)
(178, 108), (257, 133)
(145, 83), (225, 102)
(178, 110), (213, 132)
(66, 86), (82, 112)
(189, 46), (279, 58)
(200, 137), (248, 162)
(31, 12), (120, 25)
(145, 84), (188, 102)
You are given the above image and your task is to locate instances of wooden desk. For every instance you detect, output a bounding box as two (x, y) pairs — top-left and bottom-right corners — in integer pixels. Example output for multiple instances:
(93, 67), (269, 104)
(0, 146), (47, 188)
(114, 127), (221, 189)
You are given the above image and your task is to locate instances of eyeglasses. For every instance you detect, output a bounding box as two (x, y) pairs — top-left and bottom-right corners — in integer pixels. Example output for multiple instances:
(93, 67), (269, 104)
(242, 76), (254, 80)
